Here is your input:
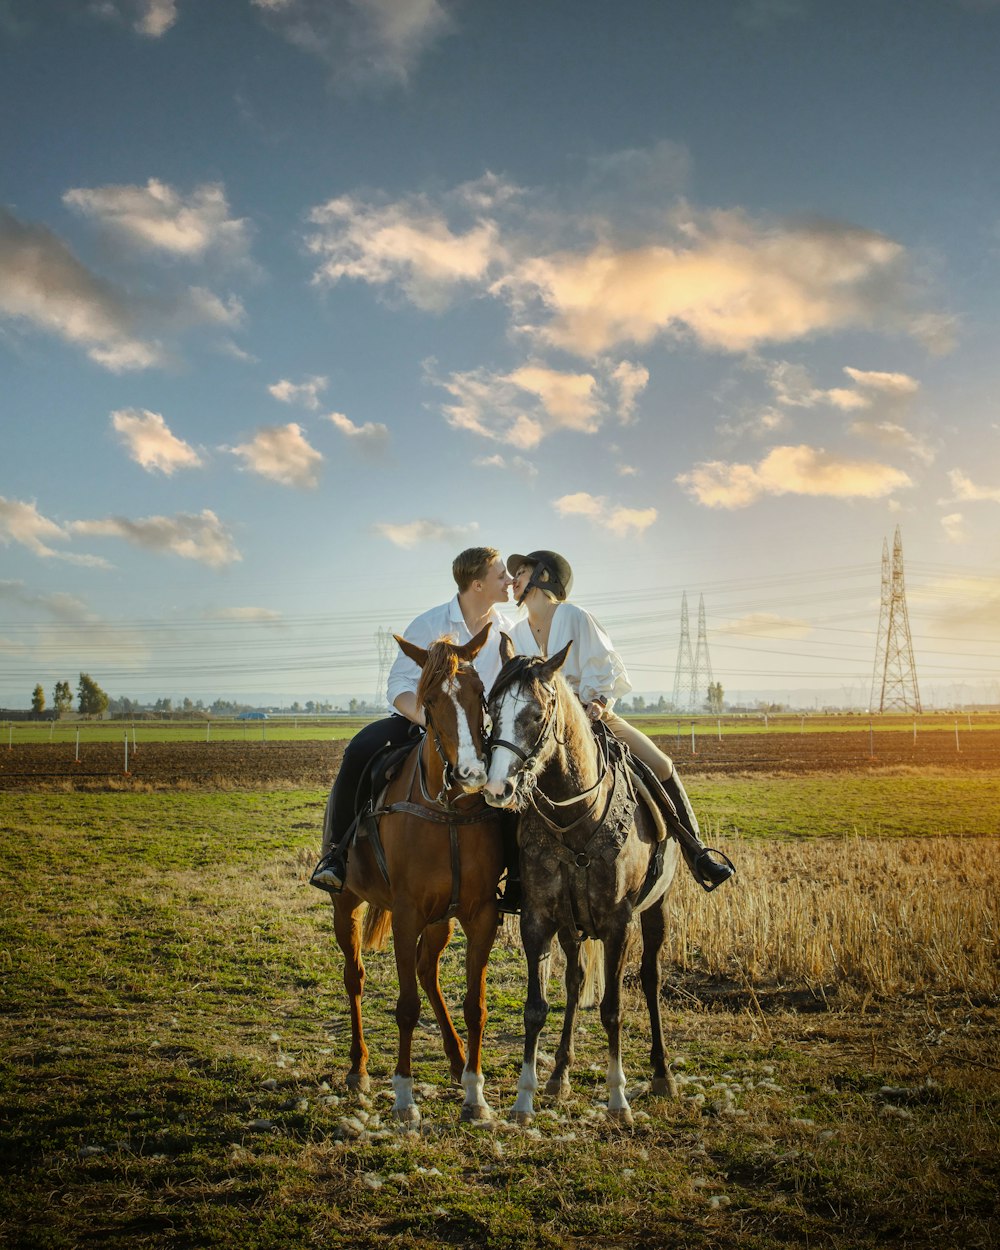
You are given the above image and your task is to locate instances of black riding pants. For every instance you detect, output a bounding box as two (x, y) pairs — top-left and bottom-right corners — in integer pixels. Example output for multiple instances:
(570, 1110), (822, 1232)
(322, 714), (423, 850)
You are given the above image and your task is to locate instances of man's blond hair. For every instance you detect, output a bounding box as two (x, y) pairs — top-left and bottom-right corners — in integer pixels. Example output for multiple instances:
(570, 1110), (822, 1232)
(452, 546), (501, 592)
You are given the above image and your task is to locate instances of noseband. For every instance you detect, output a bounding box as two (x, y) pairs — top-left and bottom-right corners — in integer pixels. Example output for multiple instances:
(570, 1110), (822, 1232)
(422, 663), (490, 802)
(487, 657), (559, 775)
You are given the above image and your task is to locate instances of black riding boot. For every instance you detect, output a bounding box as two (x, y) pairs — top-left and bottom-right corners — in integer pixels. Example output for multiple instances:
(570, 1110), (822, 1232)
(496, 814), (522, 915)
(660, 771), (735, 892)
(310, 836), (350, 894)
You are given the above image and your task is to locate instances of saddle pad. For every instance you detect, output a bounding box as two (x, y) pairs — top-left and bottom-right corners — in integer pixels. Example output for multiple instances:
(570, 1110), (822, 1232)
(629, 770), (668, 844)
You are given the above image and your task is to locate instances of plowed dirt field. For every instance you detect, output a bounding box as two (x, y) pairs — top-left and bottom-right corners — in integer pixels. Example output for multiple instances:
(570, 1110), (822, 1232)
(1, 727), (996, 788)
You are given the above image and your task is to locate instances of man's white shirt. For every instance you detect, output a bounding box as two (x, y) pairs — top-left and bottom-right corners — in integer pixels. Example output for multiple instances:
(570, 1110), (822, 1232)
(385, 596), (516, 711)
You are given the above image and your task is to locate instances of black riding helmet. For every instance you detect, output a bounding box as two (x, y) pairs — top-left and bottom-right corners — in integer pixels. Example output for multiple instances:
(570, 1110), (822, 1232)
(507, 550), (574, 606)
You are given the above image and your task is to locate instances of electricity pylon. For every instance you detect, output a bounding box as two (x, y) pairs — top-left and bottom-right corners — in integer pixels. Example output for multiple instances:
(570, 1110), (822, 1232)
(870, 526), (922, 713)
(375, 627), (396, 707)
(672, 593), (713, 711)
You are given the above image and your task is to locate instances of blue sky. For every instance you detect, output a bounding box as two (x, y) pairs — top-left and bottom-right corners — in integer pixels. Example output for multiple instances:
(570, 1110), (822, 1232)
(2, 0), (999, 709)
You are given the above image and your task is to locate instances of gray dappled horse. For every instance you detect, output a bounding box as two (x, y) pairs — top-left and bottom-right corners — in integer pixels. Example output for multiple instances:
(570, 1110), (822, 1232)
(484, 633), (680, 1125)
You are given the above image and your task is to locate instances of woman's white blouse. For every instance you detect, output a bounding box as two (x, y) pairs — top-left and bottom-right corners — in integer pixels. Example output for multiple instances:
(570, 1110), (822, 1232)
(507, 601), (632, 711)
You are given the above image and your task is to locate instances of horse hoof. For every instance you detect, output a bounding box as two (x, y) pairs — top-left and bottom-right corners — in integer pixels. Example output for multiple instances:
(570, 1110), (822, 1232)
(606, 1106), (634, 1127)
(393, 1106), (420, 1127)
(544, 1078), (571, 1100)
(460, 1104), (493, 1124)
(651, 1075), (678, 1098)
(509, 1110), (534, 1127)
(346, 1073), (370, 1093)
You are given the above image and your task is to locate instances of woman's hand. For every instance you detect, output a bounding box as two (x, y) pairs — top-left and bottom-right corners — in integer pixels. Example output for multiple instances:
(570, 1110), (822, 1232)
(585, 700), (606, 722)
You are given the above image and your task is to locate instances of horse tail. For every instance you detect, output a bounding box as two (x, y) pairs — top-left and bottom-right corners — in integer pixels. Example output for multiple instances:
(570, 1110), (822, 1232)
(361, 903), (393, 952)
(580, 937), (606, 1009)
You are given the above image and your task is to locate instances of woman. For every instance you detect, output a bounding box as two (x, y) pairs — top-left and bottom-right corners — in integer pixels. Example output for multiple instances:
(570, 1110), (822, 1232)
(505, 550), (734, 891)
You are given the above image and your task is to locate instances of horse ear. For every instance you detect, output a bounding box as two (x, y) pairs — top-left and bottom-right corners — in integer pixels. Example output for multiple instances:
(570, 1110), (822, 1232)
(537, 640), (572, 680)
(498, 631), (516, 663)
(394, 633), (428, 668)
(457, 621), (490, 661)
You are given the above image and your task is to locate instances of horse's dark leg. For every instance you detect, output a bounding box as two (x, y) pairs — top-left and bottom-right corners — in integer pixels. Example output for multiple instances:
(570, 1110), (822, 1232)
(390, 907), (422, 1125)
(511, 911), (557, 1125)
(599, 919), (634, 1124)
(415, 920), (466, 1084)
(459, 905), (499, 1122)
(639, 896), (678, 1098)
(332, 891), (370, 1093)
(546, 929), (584, 1098)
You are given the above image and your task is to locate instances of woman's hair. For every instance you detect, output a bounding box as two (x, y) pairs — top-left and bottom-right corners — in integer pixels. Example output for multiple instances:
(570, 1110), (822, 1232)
(452, 546), (501, 592)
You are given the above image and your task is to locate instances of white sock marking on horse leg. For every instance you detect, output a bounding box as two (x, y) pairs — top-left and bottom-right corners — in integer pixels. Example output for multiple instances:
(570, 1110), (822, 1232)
(392, 1074), (416, 1115)
(607, 1056), (629, 1113)
(512, 1060), (538, 1119)
(461, 1066), (489, 1112)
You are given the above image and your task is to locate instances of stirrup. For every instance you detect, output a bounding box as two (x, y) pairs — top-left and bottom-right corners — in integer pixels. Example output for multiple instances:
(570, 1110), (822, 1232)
(310, 851), (346, 895)
(496, 879), (522, 916)
(692, 848), (735, 893)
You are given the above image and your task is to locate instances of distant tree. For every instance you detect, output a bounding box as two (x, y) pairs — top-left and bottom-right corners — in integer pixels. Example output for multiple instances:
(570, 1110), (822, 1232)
(31, 684), (45, 715)
(77, 673), (109, 717)
(182, 697), (193, 712)
(707, 682), (725, 715)
(53, 680), (73, 715)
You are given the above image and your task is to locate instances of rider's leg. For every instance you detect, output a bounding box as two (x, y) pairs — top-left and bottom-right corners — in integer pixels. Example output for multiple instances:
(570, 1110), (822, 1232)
(311, 715), (417, 893)
(602, 711), (735, 891)
(496, 812), (522, 915)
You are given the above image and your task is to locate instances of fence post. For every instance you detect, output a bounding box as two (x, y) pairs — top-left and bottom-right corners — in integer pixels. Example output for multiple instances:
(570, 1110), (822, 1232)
(124, 732), (129, 774)
(690, 721), (696, 754)
(869, 720), (874, 758)
(955, 720), (961, 753)
(75, 729), (81, 763)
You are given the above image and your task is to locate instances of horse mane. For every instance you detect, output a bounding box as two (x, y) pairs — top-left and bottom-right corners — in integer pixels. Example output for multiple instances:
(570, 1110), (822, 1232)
(547, 670), (598, 771)
(416, 636), (461, 706)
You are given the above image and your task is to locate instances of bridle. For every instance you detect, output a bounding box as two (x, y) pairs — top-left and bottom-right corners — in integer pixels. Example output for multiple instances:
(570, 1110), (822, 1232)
(421, 662), (490, 806)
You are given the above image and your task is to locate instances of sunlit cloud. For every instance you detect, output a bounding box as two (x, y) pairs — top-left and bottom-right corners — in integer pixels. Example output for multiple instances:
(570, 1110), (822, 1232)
(90, 0), (179, 37)
(110, 408), (203, 474)
(307, 185), (506, 311)
(433, 357), (638, 448)
(848, 419), (936, 465)
(374, 518), (478, 548)
(676, 444), (913, 508)
(252, 0), (453, 89)
(205, 606), (283, 622)
(0, 579), (96, 622)
(554, 492), (657, 537)
(610, 360), (649, 422)
(473, 453), (539, 477)
(713, 612), (812, 640)
(941, 512), (967, 544)
(269, 376), (328, 409)
(65, 179), (250, 260)
(0, 207), (164, 371)
(70, 510), (241, 567)
(227, 423), (323, 488)
(0, 496), (111, 567)
(947, 469), (1000, 503)
(326, 411), (391, 458)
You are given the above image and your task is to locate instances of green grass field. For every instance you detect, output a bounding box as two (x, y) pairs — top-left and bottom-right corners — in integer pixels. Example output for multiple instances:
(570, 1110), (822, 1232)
(2, 778), (998, 1249)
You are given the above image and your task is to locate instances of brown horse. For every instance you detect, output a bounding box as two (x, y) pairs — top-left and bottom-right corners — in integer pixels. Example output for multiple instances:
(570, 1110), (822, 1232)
(484, 634), (680, 1126)
(327, 625), (504, 1125)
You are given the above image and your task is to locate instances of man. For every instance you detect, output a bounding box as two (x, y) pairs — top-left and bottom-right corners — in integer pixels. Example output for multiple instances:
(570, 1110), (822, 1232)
(310, 546), (515, 896)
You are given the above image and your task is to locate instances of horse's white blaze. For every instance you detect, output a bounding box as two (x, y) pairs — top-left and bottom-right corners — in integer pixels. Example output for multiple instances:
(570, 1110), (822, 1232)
(607, 1057), (629, 1112)
(512, 1060), (538, 1118)
(392, 1073), (416, 1115)
(461, 1066), (489, 1111)
(485, 688), (523, 796)
(444, 678), (486, 785)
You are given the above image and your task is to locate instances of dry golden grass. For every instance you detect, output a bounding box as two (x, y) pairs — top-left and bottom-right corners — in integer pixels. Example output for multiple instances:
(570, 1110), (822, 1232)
(665, 834), (1000, 998)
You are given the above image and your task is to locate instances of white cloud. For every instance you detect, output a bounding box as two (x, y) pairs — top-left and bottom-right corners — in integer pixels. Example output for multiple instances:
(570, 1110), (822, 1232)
(228, 423), (323, 489)
(0, 580), (97, 622)
(0, 496), (111, 567)
(374, 518), (478, 548)
(64, 179), (251, 261)
(947, 469), (1000, 503)
(90, 0), (179, 37)
(714, 612), (812, 640)
(111, 408), (203, 474)
(941, 512), (967, 544)
(252, 0), (452, 89)
(205, 606), (283, 622)
(501, 215), (917, 357)
(269, 376), (328, 409)
(554, 492), (657, 537)
(70, 509), (241, 567)
(326, 411), (391, 458)
(473, 453), (538, 477)
(610, 360), (649, 422)
(848, 419), (936, 465)
(433, 359), (641, 448)
(676, 444), (913, 508)
(842, 367), (920, 397)
(0, 207), (164, 371)
(307, 190), (504, 311)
